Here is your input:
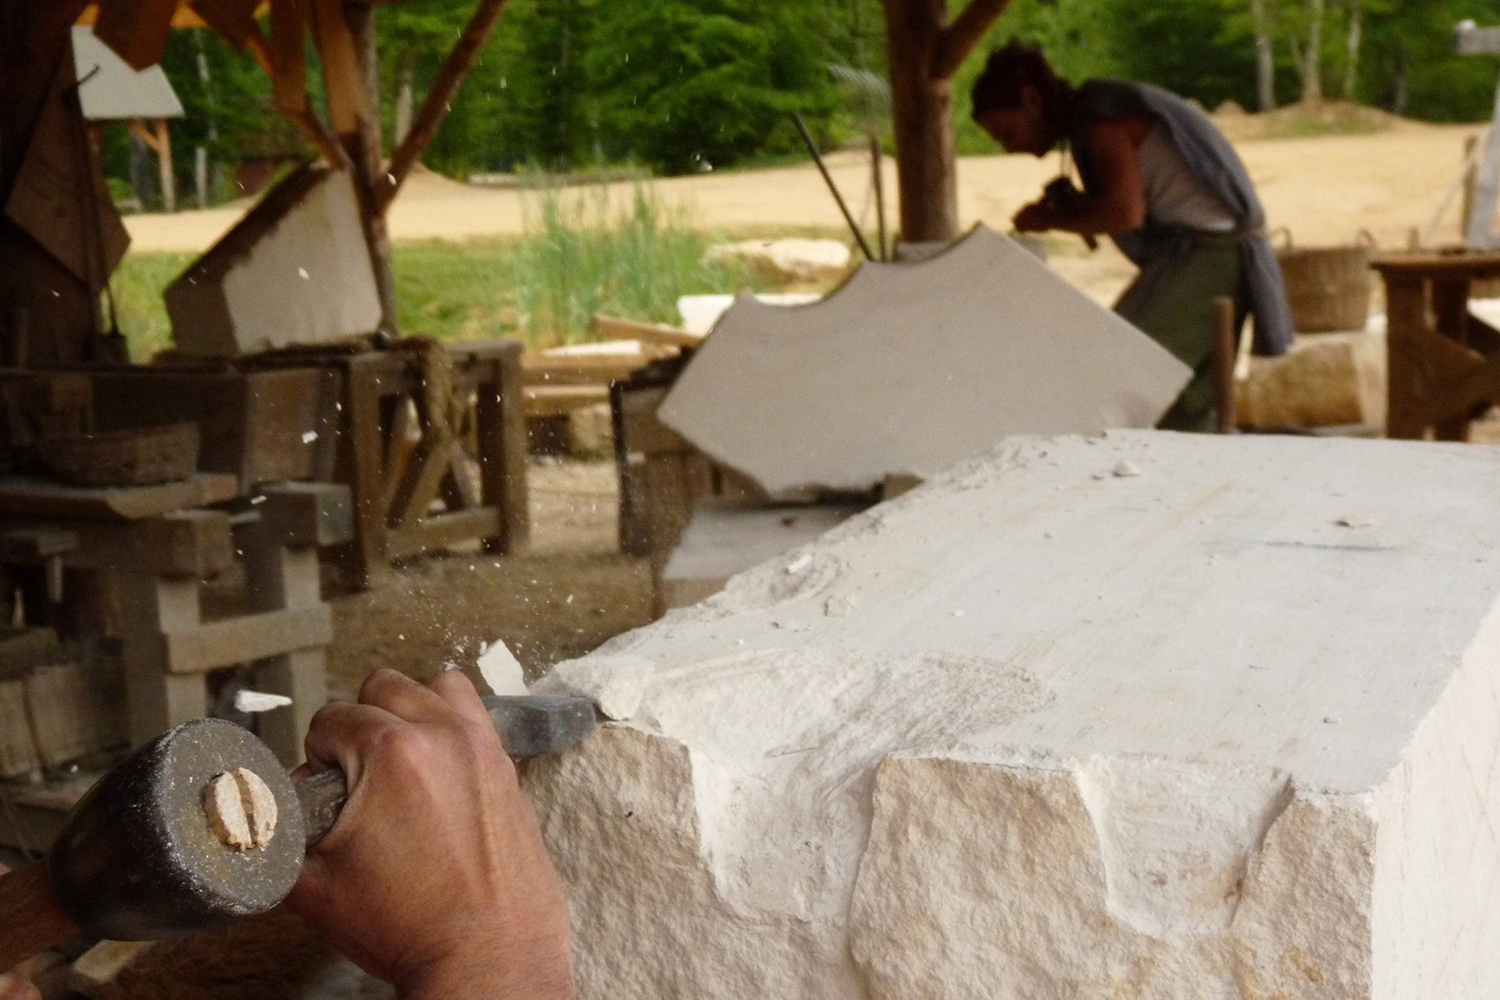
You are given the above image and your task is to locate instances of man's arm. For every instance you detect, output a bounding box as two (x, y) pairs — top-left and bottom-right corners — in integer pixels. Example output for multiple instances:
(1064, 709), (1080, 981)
(1013, 119), (1148, 238)
(288, 669), (576, 1000)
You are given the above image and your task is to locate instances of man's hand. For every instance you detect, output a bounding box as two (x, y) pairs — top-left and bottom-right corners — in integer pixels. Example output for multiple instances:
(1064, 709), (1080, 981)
(288, 669), (575, 1000)
(1012, 200), (1055, 233)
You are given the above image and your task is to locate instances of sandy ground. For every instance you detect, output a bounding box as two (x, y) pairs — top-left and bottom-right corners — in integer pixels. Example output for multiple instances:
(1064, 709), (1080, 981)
(120, 120), (1485, 310)
(125, 122), (1484, 254)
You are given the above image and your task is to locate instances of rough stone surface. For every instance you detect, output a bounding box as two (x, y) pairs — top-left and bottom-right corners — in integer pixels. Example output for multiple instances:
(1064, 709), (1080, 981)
(1237, 329), (1386, 430)
(527, 430), (1500, 1000)
(660, 227), (1191, 494)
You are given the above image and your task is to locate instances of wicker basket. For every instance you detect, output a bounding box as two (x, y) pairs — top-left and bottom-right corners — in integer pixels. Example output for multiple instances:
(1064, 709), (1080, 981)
(39, 422), (200, 488)
(1276, 229), (1375, 333)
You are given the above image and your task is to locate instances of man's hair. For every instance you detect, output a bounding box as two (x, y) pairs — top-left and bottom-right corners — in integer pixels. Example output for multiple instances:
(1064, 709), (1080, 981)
(971, 42), (1071, 119)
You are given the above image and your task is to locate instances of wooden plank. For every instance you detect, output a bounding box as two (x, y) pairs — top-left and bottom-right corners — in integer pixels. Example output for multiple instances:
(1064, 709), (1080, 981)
(524, 385), (610, 417)
(187, 0), (268, 48)
(6, 510), (235, 579)
(91, 0), (178, 70)
(307, 0), (369, 137)
(389, 434), (454, 530)
(618, 385), (693, 455)
(523, 355), (650, 385)
(338, 354), (391, 589)
(441, 443), (482, 511)
(269, 0), (308, 117)
(24, 660), (124, 767)
(255, 482), (353, 548)
(0, 627), (60, 679)
(387, 506), (501, 561)
(119, 575), (205, 744)
(0, 473), (237, 521)
(164, 605), (333, 675)
(244, 521), (327, 766)
(476, 351), (529, 554)
(0, 678), (39, 778)
(592, 314), (704, 349)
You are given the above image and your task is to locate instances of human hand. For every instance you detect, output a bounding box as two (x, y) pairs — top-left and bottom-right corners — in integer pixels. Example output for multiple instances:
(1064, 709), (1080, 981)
(1012, 200), (1055, 233)
(287, 670), (575, 1000)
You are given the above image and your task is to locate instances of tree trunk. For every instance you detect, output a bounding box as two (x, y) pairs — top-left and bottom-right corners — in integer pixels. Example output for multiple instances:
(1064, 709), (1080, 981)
(882, 0), (958, 244)
(1342, 0), (1361, 101)
(394, 48), (415, 146)
(194, 29), (218, 207)
(1250, 0), (1275, 112)
(344, 0), (400, 338)
(1392, 41), (1408, 116)
(1301, 0), (1324, 105)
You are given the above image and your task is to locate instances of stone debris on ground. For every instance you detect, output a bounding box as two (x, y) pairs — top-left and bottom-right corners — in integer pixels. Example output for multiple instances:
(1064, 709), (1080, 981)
(526, 430), (1500, 1000)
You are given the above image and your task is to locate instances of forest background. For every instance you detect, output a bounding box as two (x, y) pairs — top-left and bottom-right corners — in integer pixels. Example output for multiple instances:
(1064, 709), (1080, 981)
(111, 0), (1500, 208)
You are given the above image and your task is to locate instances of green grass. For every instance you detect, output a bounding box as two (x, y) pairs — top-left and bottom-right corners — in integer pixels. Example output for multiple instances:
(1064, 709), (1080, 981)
(110, 182), (774, 361)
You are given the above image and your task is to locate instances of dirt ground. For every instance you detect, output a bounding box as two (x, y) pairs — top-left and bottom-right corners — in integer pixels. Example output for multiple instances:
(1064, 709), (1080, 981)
(327, 458), (651, 696)
(124, 117), (1486, 300)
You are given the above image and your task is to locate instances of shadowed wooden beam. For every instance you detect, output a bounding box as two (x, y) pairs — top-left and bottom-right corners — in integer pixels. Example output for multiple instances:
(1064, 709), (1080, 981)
(930, 0), (1011, 81)
(378, 0), (508, 213)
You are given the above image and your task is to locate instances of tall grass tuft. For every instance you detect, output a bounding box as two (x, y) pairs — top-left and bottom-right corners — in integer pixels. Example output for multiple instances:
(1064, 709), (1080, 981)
(511, 182), (758, 347)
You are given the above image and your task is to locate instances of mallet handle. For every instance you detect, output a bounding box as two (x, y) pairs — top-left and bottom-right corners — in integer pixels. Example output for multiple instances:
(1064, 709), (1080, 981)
(0, 859), (79, 973)
(296, 694), (597, 846)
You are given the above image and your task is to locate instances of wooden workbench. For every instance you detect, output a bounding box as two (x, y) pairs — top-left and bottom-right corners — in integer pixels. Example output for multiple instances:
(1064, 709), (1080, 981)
(1371, 251), (1500, 440)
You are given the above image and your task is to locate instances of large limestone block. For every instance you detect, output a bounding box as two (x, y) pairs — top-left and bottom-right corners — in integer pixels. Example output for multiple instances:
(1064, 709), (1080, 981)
(166, 166), (381, 358)
(1237, 329), (1387, 431)
(529, 430), (1500, 1000)
(660, 226), (1191, 494)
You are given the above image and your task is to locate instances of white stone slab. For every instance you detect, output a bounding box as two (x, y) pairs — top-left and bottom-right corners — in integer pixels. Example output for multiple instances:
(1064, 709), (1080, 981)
(527, 430), (1500, 1000)
(677, 293), (822, 336)
(72, 28), (183, 122)
(165, 167), (381, 358)
(660, 499), (867, 610)
(659, 226), (1191, 495)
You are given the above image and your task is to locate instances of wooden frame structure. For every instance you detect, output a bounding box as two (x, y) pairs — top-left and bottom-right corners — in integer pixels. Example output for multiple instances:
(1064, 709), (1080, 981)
(1372, 251), (1500, 441)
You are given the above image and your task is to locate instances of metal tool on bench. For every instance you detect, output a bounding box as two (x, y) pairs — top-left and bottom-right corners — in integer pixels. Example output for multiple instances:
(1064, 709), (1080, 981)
(0, 694), (596, 970)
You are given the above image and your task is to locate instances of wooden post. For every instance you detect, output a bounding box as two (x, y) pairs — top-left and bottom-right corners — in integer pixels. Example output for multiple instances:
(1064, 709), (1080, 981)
(342, 0), (399, 335)
(243, 485), (341, 767)
(379, 0), (510, 212)
(879, 0), (1010, 244)
(119, 574), (205, 745)
(476, 346), (530, 555)
(1211, 297), (1238, 434)
(154, 119), (175, 212)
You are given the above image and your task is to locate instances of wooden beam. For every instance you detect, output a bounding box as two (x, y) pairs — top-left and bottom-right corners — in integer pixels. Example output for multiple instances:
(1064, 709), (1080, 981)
(387, 506), (501, 561)
(92, 0), (178, 70)
(592, 314), (706, 349)
(379, 0), (509, 212)
(155, 119), (175, 212)
(308, 0), (369, 138)
(269, 0), (308, 118)
(126, 118), (163, 155)
(931, 0), (1011, 81)
(164, 605), (333, 674)
(187, 0), (268, 48)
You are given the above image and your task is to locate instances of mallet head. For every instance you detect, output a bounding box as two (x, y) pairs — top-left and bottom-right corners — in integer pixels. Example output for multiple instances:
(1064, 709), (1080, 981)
(48, 718), (306, 941)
